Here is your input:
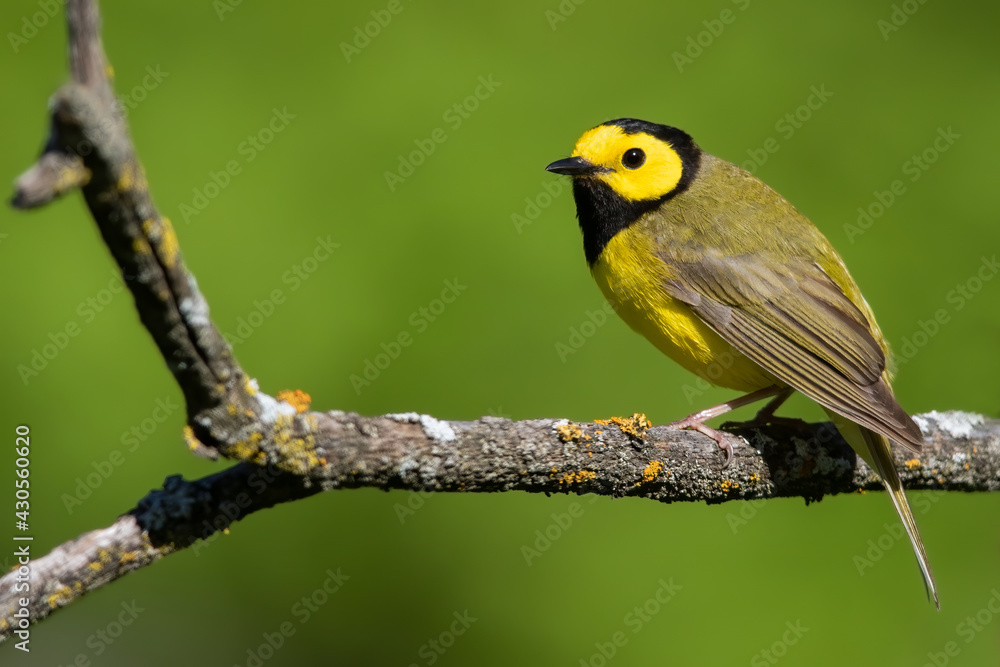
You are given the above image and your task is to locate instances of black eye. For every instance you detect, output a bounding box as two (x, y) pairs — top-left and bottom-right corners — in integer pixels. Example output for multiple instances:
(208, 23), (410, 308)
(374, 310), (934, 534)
(622, 148), (645, 169)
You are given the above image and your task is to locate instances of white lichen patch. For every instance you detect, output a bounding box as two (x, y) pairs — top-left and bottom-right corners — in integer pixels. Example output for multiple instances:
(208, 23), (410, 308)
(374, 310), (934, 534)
(387, 412), (456, 442)
(256, 390), (297, 424)
(913, 410), (985, 439)
(952, 452), (968, 464)
(178, 294), (211, 327)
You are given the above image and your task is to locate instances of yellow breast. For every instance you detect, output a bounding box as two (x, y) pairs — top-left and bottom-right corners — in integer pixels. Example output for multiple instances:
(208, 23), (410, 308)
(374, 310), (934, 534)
(590, 224), (774, 393)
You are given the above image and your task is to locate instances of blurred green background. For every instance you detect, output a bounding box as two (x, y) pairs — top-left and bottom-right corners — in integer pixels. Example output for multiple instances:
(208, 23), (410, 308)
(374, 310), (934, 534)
(3, 0), (999, 664)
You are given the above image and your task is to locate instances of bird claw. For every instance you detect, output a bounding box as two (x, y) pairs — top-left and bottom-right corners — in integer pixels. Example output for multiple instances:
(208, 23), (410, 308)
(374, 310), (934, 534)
(667, 418), (739, 468)
(717, 435), (736, 467)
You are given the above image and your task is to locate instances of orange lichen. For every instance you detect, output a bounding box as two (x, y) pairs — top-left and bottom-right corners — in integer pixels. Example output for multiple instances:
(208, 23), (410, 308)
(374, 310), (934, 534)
(556, 423), (583, 443)
(904, 458), (922, 470)
(117, 161), (147, 193)
(230, 431), (264, 461)
(560, 470), (597, 485)
(131, 237), (152, 255)
(47, 585), (74, 608)
(595, 413), (651, 440)
(720, 479), (740, 493)
(642, 461), (664, 483)
(261, 413), (325, 475)
(277, 389), (312, 414)
(183, 425), (203, 452)
(54, 164), (90, 194)
(117, 162), (135, 191)
(158, 217), (180, 267)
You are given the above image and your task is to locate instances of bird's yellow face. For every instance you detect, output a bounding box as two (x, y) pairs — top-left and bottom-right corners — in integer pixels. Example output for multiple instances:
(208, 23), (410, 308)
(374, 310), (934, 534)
(546, 118), (701, 265)
(569, 124), (686, 202)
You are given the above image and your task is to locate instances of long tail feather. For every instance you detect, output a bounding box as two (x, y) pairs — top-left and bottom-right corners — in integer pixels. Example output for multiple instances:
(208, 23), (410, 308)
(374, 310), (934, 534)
(830, 412), (939, 609)
(861, 427), (939, 609)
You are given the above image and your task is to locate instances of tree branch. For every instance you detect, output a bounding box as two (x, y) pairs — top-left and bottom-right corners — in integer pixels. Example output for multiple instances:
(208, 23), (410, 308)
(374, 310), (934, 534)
(2, 410), (996, 638)
(5, 0), (999, 644)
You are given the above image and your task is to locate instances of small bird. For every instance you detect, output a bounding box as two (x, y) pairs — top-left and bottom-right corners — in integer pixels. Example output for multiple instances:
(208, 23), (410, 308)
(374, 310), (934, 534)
(546, 118), (938, 608)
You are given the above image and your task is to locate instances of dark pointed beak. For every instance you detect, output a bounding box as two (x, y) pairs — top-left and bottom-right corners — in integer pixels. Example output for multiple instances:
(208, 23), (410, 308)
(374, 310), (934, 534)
(545, 156), (608, 176)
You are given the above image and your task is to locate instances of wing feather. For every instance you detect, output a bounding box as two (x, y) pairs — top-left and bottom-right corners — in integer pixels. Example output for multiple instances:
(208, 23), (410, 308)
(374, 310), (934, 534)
(662, 250), (923, 450)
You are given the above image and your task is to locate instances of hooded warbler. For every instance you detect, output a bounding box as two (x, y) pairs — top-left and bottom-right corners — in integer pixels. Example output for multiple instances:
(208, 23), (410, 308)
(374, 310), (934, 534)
(546, 118), (937, 608)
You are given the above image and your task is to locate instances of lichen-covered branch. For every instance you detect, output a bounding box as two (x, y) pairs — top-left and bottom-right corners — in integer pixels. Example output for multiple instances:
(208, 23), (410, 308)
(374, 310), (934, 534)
(12, 0), (258, 448)
(1, 409), (997, 639)
(7, 0), (1000, 647)
(0, 463), (319, 638)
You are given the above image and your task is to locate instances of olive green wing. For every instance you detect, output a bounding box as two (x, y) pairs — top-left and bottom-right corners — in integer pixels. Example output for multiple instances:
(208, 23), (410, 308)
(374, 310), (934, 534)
(661, 247), (924, 450)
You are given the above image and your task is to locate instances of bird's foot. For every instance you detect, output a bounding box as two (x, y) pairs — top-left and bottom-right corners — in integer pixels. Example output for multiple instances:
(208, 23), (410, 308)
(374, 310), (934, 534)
(667, 416), (741, 467)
